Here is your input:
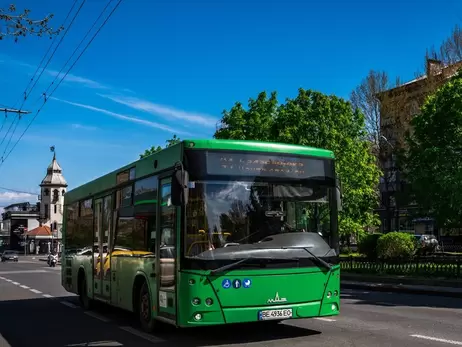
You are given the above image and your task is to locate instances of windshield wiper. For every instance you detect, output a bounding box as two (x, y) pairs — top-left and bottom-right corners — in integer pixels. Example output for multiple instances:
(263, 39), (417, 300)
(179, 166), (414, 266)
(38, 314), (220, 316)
(277, 246), (332, 270)
(208, 257), (255, 275)
(302, 247), (332, 270)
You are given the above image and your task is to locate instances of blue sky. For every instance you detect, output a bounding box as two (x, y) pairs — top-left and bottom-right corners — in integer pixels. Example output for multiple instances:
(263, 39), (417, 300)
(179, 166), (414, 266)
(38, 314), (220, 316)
(0, 0), (461, 209)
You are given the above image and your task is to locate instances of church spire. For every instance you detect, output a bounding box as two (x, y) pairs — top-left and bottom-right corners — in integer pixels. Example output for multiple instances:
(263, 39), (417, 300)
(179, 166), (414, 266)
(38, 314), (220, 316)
(40, 146), (67, 187)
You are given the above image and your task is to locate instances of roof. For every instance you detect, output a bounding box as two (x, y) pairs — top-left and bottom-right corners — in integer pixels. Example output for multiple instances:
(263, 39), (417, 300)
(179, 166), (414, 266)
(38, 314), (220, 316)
(65, 139), (334, 204)
(26, 225), (51, 237)
(183, 139), (334, 158)
(40, 153), (68, 187)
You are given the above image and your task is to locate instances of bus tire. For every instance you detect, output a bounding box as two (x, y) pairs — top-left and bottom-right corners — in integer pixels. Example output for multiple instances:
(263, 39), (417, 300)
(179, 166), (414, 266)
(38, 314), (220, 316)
(79, 273), (93, 310)
(138, 281), (157, 333)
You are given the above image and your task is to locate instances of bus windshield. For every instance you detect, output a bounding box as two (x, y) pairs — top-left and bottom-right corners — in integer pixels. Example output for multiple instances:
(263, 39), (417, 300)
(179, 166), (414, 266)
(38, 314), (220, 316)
(184, 179), (335, 260)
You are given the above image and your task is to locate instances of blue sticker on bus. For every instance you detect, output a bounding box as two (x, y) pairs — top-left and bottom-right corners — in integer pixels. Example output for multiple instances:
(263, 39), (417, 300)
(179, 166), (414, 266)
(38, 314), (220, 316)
(222, 279), (231, 289)
(243, 278), (252, 288)
(232, 279), (241, 289)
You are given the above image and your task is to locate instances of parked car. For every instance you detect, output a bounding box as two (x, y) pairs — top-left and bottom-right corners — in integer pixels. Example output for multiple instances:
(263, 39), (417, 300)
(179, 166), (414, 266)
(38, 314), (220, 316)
(1, 250), (19, 262)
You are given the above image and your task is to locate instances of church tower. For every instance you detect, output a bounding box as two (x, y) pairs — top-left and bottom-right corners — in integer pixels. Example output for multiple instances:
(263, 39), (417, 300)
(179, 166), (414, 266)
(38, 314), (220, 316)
(39, 150), (68, 237)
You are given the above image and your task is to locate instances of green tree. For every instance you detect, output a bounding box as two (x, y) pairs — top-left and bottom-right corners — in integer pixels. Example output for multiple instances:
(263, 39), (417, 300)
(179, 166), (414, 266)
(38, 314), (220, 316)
(1, 4), (63, 42)
(215, 91), (278, 141)
(404, 72), (462, 228)
(139, 135), (181, 159)
(376, 232), (415, 259)
(215, 88), (381, 238)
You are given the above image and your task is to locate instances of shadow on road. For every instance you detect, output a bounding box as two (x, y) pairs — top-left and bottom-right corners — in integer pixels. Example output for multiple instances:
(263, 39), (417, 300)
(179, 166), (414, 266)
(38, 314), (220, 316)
(341, 289), (462, 310)
(0, 296), (321, 347)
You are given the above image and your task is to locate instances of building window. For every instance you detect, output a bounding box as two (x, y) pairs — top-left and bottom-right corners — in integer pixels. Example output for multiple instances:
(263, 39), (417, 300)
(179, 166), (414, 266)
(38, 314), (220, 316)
(54, 205), (57, 214)
(62, 190), (65, 196)
(44, 204), (49, 219)
(44, 189), (49, 196)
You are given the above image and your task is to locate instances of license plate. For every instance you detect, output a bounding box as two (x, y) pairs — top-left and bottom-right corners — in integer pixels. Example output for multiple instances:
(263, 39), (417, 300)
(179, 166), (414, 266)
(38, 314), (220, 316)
(258, 309), (293, 320)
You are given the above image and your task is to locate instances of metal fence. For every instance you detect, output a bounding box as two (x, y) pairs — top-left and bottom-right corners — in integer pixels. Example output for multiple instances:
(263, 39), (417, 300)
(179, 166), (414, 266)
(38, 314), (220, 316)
(340, 256), (462, 278)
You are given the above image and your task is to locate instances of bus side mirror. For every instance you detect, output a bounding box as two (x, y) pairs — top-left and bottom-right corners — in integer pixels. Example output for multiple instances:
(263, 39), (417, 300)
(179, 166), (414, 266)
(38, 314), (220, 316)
(171, 165), (189, 206)
(336, 176), (342, 212)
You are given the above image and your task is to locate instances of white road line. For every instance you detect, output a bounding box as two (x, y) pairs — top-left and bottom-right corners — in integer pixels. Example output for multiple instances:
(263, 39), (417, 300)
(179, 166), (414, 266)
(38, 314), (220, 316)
(19, 285), (30, 289)
(0, 270), (47, 275)
(11, 281), (20, 285)
(29, 289), (42, 294)
(119, 326), (164, 343)
(411, 334), (462, 345)
(314, 317), (336, 322)
(84, 311), (110, 323)
(0, 276), (5, 280)
(5, 279), (12, 282)
(42, 294), (54, 298)
(60, 301), (78, 309)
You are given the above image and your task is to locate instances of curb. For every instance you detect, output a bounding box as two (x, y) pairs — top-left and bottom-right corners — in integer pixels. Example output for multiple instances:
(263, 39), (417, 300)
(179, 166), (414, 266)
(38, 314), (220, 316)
(341, 281), (462, 298)
(341, 273), (462, 288)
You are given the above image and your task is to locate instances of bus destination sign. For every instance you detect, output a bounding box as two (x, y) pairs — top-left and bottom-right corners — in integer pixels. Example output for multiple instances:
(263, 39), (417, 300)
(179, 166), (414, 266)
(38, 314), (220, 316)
(206, 152), (325, 178)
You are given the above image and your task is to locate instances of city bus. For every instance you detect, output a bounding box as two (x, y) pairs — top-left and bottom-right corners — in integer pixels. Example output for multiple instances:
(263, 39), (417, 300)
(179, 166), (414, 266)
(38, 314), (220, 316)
(61, 139), (342, 331)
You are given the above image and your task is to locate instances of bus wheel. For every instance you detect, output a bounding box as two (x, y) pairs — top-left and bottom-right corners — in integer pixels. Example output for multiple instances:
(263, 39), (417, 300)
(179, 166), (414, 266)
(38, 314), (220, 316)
(79, 276), (93, 310)
(138, 281), (157, 332)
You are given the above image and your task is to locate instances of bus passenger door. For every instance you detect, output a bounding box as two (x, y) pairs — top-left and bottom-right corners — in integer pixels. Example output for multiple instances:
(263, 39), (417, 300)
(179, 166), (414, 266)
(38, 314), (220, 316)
(101, 195), (112, 300)
(156, 178), (177, 322)
(93, 199), (103, 297)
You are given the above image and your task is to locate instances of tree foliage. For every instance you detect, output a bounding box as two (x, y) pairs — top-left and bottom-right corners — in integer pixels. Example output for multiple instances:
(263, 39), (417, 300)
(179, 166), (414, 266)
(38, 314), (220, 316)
(357, 233), (382, 259)
(215, 88), (381, 237)
(139, 135), (181, 159)
(0, 4), (63, 42)
(376, 232), (415, 259)
(404, 72), (462, 227)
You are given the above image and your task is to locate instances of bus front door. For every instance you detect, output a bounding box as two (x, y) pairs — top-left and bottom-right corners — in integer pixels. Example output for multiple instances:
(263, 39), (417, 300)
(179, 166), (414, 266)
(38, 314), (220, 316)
(156, 178), (177, 322)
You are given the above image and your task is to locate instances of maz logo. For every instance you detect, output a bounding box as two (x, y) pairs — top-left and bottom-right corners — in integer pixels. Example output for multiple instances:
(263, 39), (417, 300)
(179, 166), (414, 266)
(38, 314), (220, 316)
(267, 292), (288, 304)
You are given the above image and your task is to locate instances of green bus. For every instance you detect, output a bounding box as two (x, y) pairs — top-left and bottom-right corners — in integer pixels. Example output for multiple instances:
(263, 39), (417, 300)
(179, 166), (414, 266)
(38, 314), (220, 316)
(61, 139), (341, 331)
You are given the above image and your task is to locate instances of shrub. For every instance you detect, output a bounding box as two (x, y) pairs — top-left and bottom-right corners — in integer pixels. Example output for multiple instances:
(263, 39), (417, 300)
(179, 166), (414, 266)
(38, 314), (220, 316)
(376, 232), (415, 259)
(357, 233), (382, 259)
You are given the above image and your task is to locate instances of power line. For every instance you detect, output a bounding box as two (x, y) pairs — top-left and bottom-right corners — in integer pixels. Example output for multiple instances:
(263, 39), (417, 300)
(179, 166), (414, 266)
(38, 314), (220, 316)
(0, 0), (124, 170)
(19, 0), (80, 106)
(40, 0), (115, 101)
(16, 0), (86, 112)
(0, 186), (37, 195)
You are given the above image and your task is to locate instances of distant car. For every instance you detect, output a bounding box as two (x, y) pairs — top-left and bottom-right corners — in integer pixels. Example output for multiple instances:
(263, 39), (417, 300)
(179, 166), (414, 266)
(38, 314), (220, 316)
(1, 250), (18, 262)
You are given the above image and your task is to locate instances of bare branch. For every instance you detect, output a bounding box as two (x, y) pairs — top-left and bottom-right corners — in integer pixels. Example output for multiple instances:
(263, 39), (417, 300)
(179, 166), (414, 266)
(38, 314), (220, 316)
(0, 4), (63, 43)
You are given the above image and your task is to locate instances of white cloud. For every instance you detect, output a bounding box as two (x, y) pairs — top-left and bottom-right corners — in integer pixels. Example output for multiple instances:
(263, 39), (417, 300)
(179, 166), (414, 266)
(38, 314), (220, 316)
(0, 192), (37, 205)
(46, 69), (109, 90)
(71, 123), (98, 131)
(52, 97), (193, 136)
(99, 94), (218, 127)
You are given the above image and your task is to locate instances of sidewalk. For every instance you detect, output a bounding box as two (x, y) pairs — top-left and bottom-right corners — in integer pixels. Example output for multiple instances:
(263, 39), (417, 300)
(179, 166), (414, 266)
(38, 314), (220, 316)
(341, 273), (462, 298)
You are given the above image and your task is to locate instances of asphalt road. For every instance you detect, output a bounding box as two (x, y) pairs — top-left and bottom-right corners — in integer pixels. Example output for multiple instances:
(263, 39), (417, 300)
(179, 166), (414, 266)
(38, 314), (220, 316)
(1, 257), (462, 347)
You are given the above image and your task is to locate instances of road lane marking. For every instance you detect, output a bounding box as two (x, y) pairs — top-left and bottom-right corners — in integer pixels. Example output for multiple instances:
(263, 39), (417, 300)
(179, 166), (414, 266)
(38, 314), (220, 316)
(11, 281), (20, 285)
(0, 270), (47, 275)
(29, 288), (42, 294)
(411, 335), (462, 345)
(0, 276), (5, 280)
(119, 326), (164, 343)
(42, 294), (54, 298)
(4, 279), (12, 282)
(19, 285), (30, 289)
(60, 301), (78, 309)
(84, 311), (110, 323)
(314, 317), (336, 322)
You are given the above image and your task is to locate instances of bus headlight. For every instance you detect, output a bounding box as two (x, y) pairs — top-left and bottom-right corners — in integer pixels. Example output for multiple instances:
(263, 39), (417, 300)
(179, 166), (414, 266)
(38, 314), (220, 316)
(334, 290), (338, 297)
(327, 291), (332, 299)
(205, 298), (213, 306)
(192, 298), (200, 305)
(194, 313), (202, 321)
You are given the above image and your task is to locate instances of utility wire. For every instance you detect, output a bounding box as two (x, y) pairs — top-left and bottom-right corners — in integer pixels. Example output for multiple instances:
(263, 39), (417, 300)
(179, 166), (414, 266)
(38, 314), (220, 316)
(14, 0), (80, 110)
(0, 0), (123, 170)
(0, 1), (83, 157)
(17, 0), (86, 112)
(40, 0), (115, 102)
(0, 186), (37, 195)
